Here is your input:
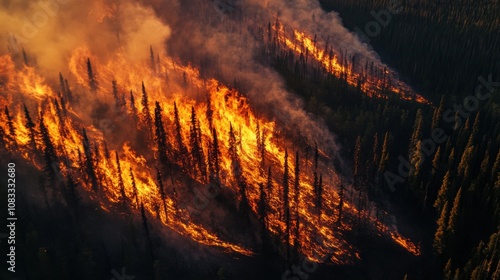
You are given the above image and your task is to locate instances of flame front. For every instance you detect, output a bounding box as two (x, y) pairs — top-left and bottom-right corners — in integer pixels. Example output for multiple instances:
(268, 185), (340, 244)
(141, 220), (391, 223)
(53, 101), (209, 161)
(270, 21), (429, 104)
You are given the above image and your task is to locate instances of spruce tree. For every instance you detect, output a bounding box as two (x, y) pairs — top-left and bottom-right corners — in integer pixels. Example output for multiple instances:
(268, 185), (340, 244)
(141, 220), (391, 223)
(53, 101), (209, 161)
(4, 106), (16, 141)
(189, 106), (206, 180)
(86, 58), (98, 91)
(39, 117), (58, 184)
(82, 128), (99, 192)
(129, 90), (138, 124)
(154, 102), (169, 165)
(130, 168), (140, 209)
(23, 104), (37, 151)
(211, 128), (221, 184)
(434, 171), (452, 211)
(447, 188), (462, 235)
(115, 151), (127, 208)
(141, 82), (153, 136)
(434, 201), (449, 255)
(173, 102), (187, 164)
(150, 45), (156, 73)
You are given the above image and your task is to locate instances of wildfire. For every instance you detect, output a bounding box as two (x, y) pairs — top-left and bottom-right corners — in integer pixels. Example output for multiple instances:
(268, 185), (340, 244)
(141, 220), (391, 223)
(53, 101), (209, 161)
(0, 42), (420, 265)
(271, 21), (430, 104)
(391, 232), (421, 256)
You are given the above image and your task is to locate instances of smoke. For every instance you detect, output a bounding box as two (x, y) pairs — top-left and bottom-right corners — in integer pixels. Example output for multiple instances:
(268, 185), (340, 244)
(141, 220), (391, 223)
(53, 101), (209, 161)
(247, 0), (381, 63)
(152, 0), (346, 161)
(1, 0), (351, 159)
(1, 0), (171, 76)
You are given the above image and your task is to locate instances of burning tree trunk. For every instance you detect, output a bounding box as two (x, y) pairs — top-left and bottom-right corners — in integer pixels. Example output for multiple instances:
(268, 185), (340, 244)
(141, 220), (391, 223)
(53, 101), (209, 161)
(53, 98), (66, 137)
(141, 82), (153, 138)
(81, 128), (99, 192)
(129, 90), (139, 125)
(210, 128), (221, 185)
(4, 106), (16, 144)
(23, 104), (37, 151)
(150, 45), (156, 73)
(59, 73), (67, 100)
(111, 80), (124, 109)
(173, 101), (188, 168)
(39, 117), (59, 186)
(86, 58), (98, 91)
(154, 102), (169, 166)
(229, 124), (249, 215)
(189, 106), (206, 181)
(130, 168), (140, 210)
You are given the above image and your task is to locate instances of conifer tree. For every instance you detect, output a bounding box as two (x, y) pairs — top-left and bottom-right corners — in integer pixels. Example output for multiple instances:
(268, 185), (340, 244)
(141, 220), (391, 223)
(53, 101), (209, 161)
(211, 128), (221, 184)
(141, 82), (153, 136)
(59, 72), (67, 99)
(150, 45), (156, 73)
(432, 146), (442, 176)
(115, 151), (127, 208)
(129, 90), (138, 124)
(409, 109), (423, 159)
(112, 80), (121, 108)
(189, 106), (206, 180)
(39, 117), (58, 184)
(86, 58), (98, 91)
(82, 128), (99, 192)
(130, 168), (140, 209)
(155, 167), (168, 223)
(434, 201), (449, 255)
(457, 145), (474, 180)
(4, 106), (16, 140)
(23, 104), (37, 151)
(447, 188), (462, 235)
(434, 171), (452, 211)
(154, 102), (169, 165)
(173, 102), (187, 163)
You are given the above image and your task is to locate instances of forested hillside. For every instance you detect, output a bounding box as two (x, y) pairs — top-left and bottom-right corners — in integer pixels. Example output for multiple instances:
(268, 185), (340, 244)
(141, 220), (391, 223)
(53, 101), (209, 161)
(319, 0), (500, 100)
